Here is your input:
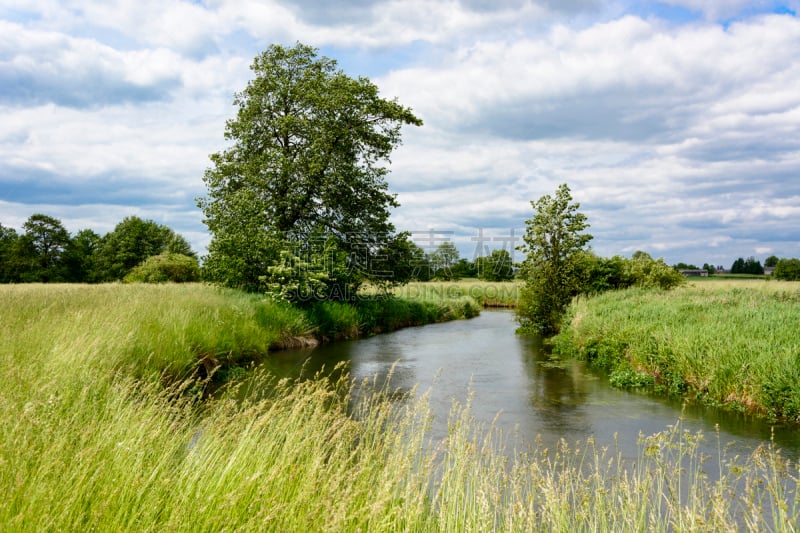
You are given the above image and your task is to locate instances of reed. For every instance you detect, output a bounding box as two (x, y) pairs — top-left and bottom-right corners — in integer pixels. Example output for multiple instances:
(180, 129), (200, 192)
(0, 283), (313, 386)
(553, 279), (800, 421)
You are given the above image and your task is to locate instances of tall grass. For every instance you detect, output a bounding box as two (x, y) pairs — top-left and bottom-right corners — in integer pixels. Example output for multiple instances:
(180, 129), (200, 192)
(0, 283), (313, 392)
(553, 280), (800, 421)
(305, 294), (480, 342)
(3, 367), (798, 530)
(3, 282), (799, 531)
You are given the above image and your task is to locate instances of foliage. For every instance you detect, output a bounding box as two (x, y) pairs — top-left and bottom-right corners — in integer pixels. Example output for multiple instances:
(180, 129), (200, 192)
(0, 214), (195, 284)
(517, 183), (592, 335)
(199, 43), (422, 295)
(583, 253), (635, 293)
(306, 294), (479, 341)
(731, 256), (764, 275)
(95, 216), (196, 281)
(262, 249), (330, 303)
(624, 251), (685, 290)
(554, 280), (800, 421)
(62, 229), (102, 282)
(18, 214), (72, 282)
(372, 233), (433, 286)
(0, 223), (19, 282)
(124, 253), (201, 283)
(430, 241), (461, 280)
(475, 249), (515, 281)
(773, 258), (800, 281)
(702, 262), (717, 275)
(765, 255), (780, 268)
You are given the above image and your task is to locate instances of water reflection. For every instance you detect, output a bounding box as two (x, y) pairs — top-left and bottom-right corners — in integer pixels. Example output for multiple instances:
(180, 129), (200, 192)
(265, 310), (800, 461)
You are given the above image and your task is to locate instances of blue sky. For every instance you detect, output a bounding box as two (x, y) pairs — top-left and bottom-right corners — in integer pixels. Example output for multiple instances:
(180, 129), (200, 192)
(2, 0), (800, 267)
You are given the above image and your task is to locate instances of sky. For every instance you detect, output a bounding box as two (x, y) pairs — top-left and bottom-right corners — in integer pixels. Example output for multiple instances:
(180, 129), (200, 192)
(2, 0), (800, 268)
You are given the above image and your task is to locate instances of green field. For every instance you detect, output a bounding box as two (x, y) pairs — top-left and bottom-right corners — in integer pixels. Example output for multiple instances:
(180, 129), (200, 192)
(2, 283), (798, 531)
(554, 279), (800, 421)
(394, 279), (521, 307)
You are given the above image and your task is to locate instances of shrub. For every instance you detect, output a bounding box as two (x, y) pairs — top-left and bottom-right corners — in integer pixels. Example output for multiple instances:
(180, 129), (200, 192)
(124, 253), (200, 283)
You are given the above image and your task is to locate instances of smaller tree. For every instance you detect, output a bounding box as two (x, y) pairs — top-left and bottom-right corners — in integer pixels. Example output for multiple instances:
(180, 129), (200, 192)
(774, 258), (800, 281)
(730, 256), (764, 275)
(63, 229), (102, 282)
(476, 249), (514, 281)
(431, 242), (460, 281)
(584, 253), (635, 293)
(0, 223), (20, 283)
(765, 255), (780, 268)
(517, 183), (592, 335)
(626, 253), (684, 289)
(95, 216), (196, 281)
(20, 214), (71, 282)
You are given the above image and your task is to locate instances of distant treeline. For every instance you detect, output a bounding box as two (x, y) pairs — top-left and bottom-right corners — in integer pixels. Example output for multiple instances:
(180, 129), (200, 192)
(674, 255), (800, 280)
(0, 214), (197, 283)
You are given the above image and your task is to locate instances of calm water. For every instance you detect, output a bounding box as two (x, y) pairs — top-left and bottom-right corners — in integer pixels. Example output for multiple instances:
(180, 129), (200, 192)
(264, 310), (800, 461)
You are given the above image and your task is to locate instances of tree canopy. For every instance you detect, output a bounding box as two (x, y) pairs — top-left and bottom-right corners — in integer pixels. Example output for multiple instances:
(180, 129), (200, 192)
(476, 249), (515, 281)
(774, 258), (800, 280)
(730, 256), (764, 275)
(431, 242), (460, 280)
(94, 216), (196, 281)
(199, 43), (422, 296)
(0, 214), (196, 284)
(517, 184), (592, 335)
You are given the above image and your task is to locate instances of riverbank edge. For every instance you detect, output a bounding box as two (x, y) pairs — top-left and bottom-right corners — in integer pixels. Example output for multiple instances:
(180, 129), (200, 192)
(550, 282), (800, 424)
(202, 291), (485, 384)
(0, 283), (482, 389)
(270, 295), (482, 347)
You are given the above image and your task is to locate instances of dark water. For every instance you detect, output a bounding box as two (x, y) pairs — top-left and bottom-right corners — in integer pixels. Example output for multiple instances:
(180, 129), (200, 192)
(263, 310), (800, 462)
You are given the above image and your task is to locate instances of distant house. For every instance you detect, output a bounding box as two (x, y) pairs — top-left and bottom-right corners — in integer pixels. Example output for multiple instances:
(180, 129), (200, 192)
(764, 267), (775, 276)
(679, 269), (708, 277)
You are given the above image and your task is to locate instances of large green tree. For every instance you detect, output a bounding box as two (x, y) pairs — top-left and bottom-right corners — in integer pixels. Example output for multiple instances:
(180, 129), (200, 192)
(517, 184), (592, 335)
(198, 43), (422, 295)
(18, 214), (71, 282)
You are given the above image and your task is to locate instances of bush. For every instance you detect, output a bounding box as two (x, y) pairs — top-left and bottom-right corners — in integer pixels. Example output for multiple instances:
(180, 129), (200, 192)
(306, 301), (361, 341)
(774, 258), (800, 281)
(124, 253), (201, 283)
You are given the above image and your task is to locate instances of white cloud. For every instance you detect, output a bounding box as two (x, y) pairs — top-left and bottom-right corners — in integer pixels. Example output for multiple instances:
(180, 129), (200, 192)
(2, 1), (800, 266)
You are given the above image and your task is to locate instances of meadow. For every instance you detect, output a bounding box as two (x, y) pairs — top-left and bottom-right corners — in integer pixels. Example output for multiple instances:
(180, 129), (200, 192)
(553, 278), (800, 422)
(395, 279), (521, 307)
(2, 282), (798, 531)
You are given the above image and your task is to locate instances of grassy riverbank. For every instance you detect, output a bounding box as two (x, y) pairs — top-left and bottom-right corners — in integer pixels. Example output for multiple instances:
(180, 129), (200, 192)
(0, 284), (479, 384)
(2, 283), (798, 530)
(553, 279), (800, 421)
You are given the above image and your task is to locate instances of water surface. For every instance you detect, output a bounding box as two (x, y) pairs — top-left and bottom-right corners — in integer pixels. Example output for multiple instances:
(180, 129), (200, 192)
(265, 310), (800, 461)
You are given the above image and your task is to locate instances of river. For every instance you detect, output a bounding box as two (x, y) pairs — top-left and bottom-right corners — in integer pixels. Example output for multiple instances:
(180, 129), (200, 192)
(263, 310), (800, 462)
